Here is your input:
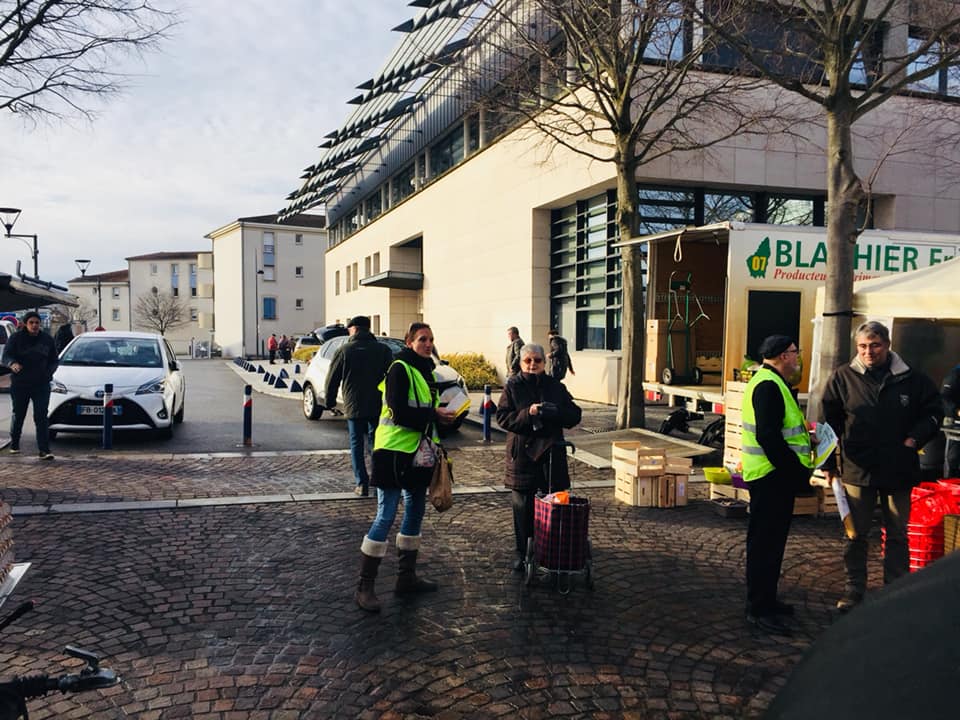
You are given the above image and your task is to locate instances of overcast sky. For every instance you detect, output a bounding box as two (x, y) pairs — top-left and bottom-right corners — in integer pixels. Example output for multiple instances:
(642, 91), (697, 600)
(0, 0), (406, 286)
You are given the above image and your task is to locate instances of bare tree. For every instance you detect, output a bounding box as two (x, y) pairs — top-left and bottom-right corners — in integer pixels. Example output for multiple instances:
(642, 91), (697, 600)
(134, 289), (188, 335)
(699, 0), (960, 410)
(471, 0), (790, 428)
(1, 0), (177, 121)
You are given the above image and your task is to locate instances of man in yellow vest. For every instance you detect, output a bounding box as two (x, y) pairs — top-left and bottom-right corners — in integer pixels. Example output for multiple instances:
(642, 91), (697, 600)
(741, 335), (813, 636)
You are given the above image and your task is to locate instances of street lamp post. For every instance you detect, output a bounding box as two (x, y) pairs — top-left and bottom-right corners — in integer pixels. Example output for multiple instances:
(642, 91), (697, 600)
(74, 259), (102, 329)
(253, 268), (264, 358)
(0, 207), (39, 278)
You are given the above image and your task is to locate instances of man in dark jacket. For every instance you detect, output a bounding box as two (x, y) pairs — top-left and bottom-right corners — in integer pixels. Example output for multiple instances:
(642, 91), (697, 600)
(942, 364), (960, 477)
(546, 328), (575, 381)
(325, 315), (393, 496)
(496, 342), (582, 571)
(1, 311), (58, 459)
(821, 321), (942, 613)
(505, 326), (524, 378)
(54, 322), (74, 354)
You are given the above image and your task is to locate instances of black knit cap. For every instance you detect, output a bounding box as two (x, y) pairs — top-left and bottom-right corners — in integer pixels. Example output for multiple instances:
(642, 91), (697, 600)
(347, 315), (371, 329)
(758, 334), (795, 359)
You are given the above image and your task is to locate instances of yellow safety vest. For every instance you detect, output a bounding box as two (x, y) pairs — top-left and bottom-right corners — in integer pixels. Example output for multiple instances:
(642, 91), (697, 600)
(741, 367), (813, 481)
(374, 359), (439, 453)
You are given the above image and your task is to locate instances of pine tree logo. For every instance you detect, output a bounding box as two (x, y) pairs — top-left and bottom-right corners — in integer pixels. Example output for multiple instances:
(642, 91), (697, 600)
(746, 237), (771, 278)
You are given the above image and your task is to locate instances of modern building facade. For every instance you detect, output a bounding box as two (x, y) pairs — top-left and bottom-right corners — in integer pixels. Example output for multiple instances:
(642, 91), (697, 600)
(125, 252), (214, 355)
(66, 269), (131, 333)
(282, 2), (960, 403)
(204, 214), (328, 358)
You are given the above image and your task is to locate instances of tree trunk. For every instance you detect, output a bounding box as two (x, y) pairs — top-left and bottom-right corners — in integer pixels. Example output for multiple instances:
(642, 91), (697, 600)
(809, 105), (862, 419)
(615, 155), (645, 429)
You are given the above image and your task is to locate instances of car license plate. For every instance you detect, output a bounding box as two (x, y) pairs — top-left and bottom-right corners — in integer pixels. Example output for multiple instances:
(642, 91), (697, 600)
(77, 405), (122, 416)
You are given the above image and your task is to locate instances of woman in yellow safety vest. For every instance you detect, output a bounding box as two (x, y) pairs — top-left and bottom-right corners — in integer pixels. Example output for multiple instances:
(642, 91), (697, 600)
(354, 322), (456, 613)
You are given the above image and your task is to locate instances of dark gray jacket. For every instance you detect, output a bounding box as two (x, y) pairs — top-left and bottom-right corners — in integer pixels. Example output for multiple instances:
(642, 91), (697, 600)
(821, 352), (942, 489)
(323, 329), (393, 419)
(2, 329), (58, 388)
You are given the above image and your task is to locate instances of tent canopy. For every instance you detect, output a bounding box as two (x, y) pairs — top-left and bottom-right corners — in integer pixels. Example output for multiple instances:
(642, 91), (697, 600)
(0, 273), (78, 311)
(850, 256), (960, 319)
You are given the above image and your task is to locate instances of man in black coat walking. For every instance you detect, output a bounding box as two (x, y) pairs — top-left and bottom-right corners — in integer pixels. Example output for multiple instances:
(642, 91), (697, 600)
(1, 311), (58, 459)
(324, 316), (394, 496)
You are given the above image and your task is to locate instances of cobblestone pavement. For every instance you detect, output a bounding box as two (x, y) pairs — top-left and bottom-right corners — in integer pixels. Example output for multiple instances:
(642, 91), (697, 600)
(0, 448), (875, 719)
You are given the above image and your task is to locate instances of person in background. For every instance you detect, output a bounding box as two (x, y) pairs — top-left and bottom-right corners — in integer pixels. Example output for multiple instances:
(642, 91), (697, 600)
(354, 322), (456, 613)
(324, 315), (393, 496)
(496, 343), (581, 572)
(942, 363), (960, 477)
(740, 335), (812, 636)
(821, 321), (942, 613)
(279, 334), (292, 363)
(505, 326), (524, 378)
(54, 322), (74, 355)
(546, 328), (575, 381)
(1, 311), (58, 460)
(267, 333), (278, 364)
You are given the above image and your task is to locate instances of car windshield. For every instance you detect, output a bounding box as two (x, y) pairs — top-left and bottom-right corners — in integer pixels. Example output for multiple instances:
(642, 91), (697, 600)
(60, 337), (163, 368)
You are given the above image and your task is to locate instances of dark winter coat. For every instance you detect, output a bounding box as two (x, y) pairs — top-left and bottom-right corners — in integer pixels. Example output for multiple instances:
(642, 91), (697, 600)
(323, 329), (393, 418)
(1, 329), (58, 388)
(54, 324), (74, 354)
(820, 351), (942, 489)
(496, 372), (582, 492)
(505, 337), (524, 377)
(942, 364), (960, 424)
(370, 347), (438, 491)
(547, 334), (573, 380)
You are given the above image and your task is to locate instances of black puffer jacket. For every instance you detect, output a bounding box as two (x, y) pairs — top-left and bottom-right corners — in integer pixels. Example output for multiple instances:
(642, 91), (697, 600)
(821, 352), (942, 489)
(496, 372), (581, 492)
(370, 348), (438, 491)
(1, 329), (58, 388)
(323, 329), (393, 418)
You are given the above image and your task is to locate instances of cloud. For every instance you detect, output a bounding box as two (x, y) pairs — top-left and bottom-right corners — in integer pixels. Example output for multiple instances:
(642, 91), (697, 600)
(0, 0), (405, 286)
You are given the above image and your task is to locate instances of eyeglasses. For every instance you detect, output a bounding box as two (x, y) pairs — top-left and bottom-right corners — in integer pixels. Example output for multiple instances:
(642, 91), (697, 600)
(522, 357), (544, 364)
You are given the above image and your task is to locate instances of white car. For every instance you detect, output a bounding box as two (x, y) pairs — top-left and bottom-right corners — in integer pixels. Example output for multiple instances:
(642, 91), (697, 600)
(301, 334), (469, 434)
(48, 331), (186, 439)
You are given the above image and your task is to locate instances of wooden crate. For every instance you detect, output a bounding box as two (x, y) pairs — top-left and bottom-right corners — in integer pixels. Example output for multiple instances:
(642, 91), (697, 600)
(615, 471), (656, 507)
(723, 382), (746, 470)
(611, 442), (665, 476)
(710, 482), (750, 502)
(793, 493), (820, 516)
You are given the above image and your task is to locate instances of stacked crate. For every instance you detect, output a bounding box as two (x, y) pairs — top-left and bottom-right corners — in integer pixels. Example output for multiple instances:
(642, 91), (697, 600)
(612, 441), (692, 508)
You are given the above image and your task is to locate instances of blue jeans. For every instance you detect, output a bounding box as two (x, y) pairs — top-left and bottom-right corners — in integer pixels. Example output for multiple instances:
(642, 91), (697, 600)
(367, 488), (427, 542)
(347, 417), (376, 487)
(10, 382), (51, 453)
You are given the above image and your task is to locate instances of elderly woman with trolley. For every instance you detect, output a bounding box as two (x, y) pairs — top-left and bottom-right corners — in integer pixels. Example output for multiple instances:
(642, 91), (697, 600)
(496, 342), (582, 573)
(354, 322), (456, 613)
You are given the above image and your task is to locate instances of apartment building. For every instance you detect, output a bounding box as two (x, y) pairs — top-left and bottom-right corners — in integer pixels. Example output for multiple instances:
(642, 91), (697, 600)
(281, 1), (960, 403)
(204, 214), (327, 358)
(66, 269), (131, 332)
(125, 251), (214, 355)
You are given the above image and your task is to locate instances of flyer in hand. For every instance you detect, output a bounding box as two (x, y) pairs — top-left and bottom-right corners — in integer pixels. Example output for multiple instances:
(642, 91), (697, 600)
(813, 421), (838, 468)
(439, 386), (471, 417)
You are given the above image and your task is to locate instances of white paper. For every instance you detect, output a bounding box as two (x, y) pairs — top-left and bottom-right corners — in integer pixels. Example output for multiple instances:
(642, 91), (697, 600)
(438, 386), (471, 416)
(813, 421), (839, 468)
(831, 477), (851, 520)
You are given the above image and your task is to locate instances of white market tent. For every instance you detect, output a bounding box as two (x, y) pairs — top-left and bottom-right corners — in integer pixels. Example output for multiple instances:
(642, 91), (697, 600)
(850, 256), (960, 318)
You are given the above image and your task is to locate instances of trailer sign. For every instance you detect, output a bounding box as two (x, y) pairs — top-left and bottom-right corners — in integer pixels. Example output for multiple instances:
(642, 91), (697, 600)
(745, 235), (956, 282)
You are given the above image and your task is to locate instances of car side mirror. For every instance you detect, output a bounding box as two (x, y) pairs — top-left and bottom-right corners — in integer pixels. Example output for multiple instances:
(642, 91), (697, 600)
(170, 361), (179, 371)
(440, 359), (449, 366)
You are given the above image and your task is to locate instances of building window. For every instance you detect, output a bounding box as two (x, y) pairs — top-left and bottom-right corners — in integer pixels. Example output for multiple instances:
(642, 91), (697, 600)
(150, 263), (157, 275)
(373, 252), (381, 274)
(111, 287), (120, 298)
(111, 308), (120, 322)
(263, 232), (275, 281)
(263, 297), (277, 320)
(190, 307), (198, 321)
(295, 266), (304, 278)
(352, 262), (359, 291)
(335, 270), (340, 296)
(345, 265), (351, 293)
(189, 263), (197, 297)
(295, 233), (303, 245)
(172, 287), (179, 297)
(908, 29), (960, 96)
(429, 125), (465, 178)
(391, 163), (415, 205)
(295, 298), (304, 310)
(364, 256), (371, 277)
(364, 193), (382, 222)
(373, 314), (381, 335)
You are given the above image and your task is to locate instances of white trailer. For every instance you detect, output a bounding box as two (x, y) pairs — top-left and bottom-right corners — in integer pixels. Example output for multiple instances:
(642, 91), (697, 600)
(617, 221), (960, 413)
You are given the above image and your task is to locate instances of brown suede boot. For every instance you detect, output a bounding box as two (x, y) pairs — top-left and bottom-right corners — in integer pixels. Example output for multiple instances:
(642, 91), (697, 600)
(355, 536), (387, 612)
(395, 533), (438, 594)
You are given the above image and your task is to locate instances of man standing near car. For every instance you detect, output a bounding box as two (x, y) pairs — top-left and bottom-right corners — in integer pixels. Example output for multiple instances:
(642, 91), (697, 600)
(2, 311), (58, 460)
(325, 315), (393, 496)
(505, 326), (524, 378)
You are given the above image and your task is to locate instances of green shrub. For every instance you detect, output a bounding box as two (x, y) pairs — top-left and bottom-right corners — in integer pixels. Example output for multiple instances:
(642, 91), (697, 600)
(293, 346), (318, 362)
(442, 352), (498, 390)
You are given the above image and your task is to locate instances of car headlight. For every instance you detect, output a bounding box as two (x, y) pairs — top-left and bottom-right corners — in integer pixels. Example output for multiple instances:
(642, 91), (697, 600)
(50, 380), (68, 394)
(136, 377), (166, 395)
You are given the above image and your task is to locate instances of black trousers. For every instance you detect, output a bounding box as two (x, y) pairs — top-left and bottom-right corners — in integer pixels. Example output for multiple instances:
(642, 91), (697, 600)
(745, 472), (796, 615)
